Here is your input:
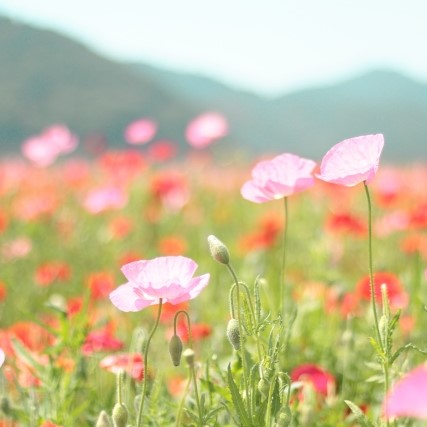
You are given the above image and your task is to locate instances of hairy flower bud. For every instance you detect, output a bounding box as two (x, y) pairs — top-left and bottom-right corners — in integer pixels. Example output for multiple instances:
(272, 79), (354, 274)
(207, 235), (230, 265)
(95, 410), (112, 427)
(258, 378), (270, 397)
(112, 403), (128, 427)
(169, 334), (183, 367)
(226, 318), (241, 350)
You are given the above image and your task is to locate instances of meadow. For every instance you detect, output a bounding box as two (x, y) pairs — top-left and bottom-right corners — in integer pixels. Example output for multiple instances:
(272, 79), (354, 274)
(0, 129), (426, 427)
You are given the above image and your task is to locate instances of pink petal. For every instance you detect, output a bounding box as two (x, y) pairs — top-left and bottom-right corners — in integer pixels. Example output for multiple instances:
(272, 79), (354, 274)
(241, 153), (316, 203)
(43, 125), (78, 154)
(240, 181), (274, 203)
(124, 119), (157, 145)
(109, 283), (154, 312)
(317, 134), (384, 186)
(0, 348), (5, 367)
(21, 136), (59, 167)
(186, 112), (228, 148)
(384, 364), (427, 419)
(84, 186), (128, 214)
(138, 256), (198, 289)
(121, 260), (149, 283)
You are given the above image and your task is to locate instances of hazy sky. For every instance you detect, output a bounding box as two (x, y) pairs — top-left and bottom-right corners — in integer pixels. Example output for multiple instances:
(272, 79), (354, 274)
(1, 0), (426, 95)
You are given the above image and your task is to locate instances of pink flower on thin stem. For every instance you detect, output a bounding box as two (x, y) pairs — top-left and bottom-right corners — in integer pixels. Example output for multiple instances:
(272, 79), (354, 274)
(316, 134), (384, 186)
(109, 256), (210, 312)
(383, 364), (427, 419)
(241, 153), (316, 203)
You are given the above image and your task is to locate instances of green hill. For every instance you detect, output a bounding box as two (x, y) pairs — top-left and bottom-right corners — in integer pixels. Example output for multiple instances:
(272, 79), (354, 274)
(0, 17), (198, 152)
(1, 16), (427, 161)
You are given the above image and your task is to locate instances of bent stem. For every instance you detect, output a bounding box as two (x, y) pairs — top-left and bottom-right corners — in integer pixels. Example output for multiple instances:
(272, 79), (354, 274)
(173, 311), (203, 426)
(136, 298), (163, 427)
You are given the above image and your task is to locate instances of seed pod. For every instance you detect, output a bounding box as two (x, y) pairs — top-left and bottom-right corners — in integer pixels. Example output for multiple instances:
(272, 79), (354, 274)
(169, 334), (183, 367)
(207, 235), (230, 265)
(226, 318), (241, 350)
(112, 402), (128, 427)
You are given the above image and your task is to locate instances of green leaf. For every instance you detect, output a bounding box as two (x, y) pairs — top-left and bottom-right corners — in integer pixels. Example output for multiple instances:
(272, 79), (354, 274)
(227, 364), (252, 427)
(391, 343), (427, 365)
(344, 400), (374, 427)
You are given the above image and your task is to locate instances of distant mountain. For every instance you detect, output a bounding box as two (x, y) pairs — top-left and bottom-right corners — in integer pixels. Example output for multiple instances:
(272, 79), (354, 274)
(0, 17), (198, 153)
(1, 16), (427, 161)
(130, 64), (427, 161)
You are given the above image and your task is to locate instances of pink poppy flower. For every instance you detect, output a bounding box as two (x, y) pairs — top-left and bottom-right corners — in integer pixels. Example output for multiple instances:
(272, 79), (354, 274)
(124, 118), (157, 145)
(110, 256), (210, 312)
(21, 125), (78, 167)
(100, 352), (144, 381)
(383, 364), (427, 419)
(42, 125), (78, 154)
(0, 348), (5, 367)
(83, 186), (128, 214)
(21, 135), (59, 167)
(241, 153), (316, 203)
(185, 112), (228, 148)
(316, 134), (384, 186)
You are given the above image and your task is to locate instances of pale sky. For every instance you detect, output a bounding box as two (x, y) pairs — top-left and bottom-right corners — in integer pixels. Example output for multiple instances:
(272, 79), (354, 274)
(1, 0), (427, 95)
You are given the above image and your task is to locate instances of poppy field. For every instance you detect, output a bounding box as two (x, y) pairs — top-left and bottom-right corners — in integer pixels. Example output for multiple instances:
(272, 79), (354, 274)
(0, 127), (427, 427)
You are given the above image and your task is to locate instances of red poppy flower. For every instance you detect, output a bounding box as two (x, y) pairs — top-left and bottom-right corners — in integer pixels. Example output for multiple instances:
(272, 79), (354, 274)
(82, 329), (124, 356)
(325, 212), (367, 236)
(355, 272), (408, 309)
(35, 261), (71, 287)
(155, 301), (189, 324)
(291, 364), (335, 396)
(8, 321), (55, 353)
(239, 212), (282, 251)
(158, 236), (188, 256)
(0, 281), (7, 302)
(88, 271), (115, 300)
(148, 140), (177, 162)
(174, 320), (212, 343)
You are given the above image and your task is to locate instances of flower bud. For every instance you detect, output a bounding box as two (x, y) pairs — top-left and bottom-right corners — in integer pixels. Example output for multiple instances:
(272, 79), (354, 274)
(258, 378), (270, 397)
(0, 396), (10, 415)
(169, 334), (183, 367)
(95, 410), (112, 427)
(112, 402), (128, 427)
(207, 235), (230, 265)
(182, 348), (195, 367)
(226, 318), (241, 350)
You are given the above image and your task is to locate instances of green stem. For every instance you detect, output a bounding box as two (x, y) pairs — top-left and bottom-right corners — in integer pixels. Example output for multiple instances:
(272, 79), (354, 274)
(173, 310), (203, 426)
(229, 282), (262, 362)
(173, 310), (193, 349)
(136, 298), (163, 427)
(175, 375), (191, 427)
(280, 197), (289, 318)
(363, 183), (382, 347)
(190, 364), (203, 427)
(383, 363), (390, 427)
(117, 370), (124, 405)
(226, 263), (252, 419)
